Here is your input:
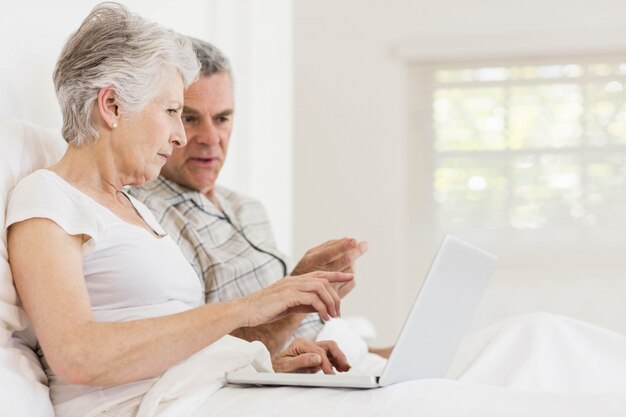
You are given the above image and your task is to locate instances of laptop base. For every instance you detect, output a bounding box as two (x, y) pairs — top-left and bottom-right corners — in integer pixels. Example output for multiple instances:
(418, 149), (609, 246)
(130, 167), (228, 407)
(226, 370), (380, 389)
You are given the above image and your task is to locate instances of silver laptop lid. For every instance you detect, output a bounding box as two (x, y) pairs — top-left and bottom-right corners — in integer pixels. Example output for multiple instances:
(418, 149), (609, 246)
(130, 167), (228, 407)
(378, 235), (496, 386)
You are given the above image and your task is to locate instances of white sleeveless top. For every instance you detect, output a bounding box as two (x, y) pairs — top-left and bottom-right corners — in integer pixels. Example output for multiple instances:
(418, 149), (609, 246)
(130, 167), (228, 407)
(6, 169), (204, 417)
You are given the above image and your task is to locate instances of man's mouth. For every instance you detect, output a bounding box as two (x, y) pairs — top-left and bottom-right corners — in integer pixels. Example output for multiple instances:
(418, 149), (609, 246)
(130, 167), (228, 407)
(189, 157), (219, 166)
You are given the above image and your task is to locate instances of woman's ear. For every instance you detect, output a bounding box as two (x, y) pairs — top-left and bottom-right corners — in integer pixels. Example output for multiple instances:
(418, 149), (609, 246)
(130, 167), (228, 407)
(96, 87), (120, 129)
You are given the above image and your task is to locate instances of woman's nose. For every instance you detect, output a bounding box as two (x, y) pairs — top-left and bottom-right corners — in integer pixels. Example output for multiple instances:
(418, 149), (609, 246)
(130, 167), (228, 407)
(172, 119), (188, 147)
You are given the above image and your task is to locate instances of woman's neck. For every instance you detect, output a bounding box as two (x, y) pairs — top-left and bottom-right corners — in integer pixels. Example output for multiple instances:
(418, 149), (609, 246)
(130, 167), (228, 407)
(51, 143), (127, 198)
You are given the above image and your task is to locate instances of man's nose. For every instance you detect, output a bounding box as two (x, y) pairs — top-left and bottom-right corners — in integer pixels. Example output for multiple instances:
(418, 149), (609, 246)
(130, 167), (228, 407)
(193, 120), (220, 145)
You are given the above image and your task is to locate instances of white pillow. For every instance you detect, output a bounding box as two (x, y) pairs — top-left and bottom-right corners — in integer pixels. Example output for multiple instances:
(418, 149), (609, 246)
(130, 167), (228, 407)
(0, 117), (66, 346)
(0, 339), (55, 416)
(0, 117), (65, 417)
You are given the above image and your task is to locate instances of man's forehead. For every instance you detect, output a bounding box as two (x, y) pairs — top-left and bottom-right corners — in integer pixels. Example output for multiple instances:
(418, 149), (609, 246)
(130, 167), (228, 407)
(183, 72), (233, 112)
(185, 73), (233, 96)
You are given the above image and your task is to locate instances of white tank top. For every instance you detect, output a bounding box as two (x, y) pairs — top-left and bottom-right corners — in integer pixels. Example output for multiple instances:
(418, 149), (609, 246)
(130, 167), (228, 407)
(6, 169), (204, 416)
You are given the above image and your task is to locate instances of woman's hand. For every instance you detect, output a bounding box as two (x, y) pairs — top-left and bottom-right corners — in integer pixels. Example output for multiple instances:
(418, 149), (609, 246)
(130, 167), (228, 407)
(241, 271), (353, 327)
(272, 338), (350, 374)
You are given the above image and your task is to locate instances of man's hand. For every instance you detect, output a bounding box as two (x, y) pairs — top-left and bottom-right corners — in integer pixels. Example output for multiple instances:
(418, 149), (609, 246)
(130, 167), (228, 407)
(292, 238), (368, 298)
(272, 338), (351, 374)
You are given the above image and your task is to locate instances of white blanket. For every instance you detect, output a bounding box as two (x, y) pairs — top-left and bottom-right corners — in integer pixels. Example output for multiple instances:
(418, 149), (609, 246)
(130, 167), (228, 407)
(136, 314), (626, 417)
(135, 336), (273, 417)
(450, 312), (626, 393)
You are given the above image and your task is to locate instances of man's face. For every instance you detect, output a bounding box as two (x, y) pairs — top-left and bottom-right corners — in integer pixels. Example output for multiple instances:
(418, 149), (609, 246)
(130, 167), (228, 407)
(160, 72), (234, 196)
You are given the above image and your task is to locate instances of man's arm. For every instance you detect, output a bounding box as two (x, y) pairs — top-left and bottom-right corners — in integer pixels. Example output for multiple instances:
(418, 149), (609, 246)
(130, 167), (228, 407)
(368, 346), (393, 358)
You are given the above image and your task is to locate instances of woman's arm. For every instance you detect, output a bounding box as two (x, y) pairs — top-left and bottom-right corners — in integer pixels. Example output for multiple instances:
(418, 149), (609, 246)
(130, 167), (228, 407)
(8, 218), (351, 387)
(230, 239), (368, 355)
(230, 313), (306, 357)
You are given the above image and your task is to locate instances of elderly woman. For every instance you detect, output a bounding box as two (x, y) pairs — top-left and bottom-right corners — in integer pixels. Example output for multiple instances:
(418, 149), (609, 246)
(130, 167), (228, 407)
(6, 3), (352, 416)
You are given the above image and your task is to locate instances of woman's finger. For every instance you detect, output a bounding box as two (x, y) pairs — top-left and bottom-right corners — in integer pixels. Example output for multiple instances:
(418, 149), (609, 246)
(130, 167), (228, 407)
(307, 295), (331, 321)
(299, 279), (340, 318)
(311, 271), (353, 284)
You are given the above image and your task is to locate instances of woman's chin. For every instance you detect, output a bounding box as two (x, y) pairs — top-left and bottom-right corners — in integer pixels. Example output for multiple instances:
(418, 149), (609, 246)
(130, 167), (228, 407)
(144, 171), (161, 184)
(130, 169), (160, 187)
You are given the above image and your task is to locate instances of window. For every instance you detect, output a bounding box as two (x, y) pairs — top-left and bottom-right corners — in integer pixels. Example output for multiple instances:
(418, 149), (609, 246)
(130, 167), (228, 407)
(424, 58), (626, 259)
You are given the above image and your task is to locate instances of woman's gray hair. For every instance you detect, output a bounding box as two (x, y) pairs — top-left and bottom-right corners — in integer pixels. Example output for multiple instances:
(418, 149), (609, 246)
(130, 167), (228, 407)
(188, 37), (231, 78)
(53, 2), (200, 146)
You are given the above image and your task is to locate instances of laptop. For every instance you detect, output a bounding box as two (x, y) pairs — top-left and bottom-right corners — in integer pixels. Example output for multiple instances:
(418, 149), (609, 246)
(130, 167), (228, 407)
(226, 235), (497, 389)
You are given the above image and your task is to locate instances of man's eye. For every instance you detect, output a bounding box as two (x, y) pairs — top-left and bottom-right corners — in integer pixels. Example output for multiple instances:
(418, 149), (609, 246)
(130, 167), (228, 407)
(216, 116), (230, 124)
(181, 115), (197, 123)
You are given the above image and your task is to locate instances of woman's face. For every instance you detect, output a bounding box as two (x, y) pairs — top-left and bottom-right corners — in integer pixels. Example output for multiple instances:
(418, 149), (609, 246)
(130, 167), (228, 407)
(111, 71), (187, 185)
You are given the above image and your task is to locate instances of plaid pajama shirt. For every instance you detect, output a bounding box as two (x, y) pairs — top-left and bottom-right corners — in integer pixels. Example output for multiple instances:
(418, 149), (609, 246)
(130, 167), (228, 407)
(129, 176), (323, 341)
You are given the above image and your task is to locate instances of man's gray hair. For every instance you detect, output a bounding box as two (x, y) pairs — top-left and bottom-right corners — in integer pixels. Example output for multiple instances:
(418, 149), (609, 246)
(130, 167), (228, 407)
(188, 37), (231, 78)
(53, 2), (200, 146)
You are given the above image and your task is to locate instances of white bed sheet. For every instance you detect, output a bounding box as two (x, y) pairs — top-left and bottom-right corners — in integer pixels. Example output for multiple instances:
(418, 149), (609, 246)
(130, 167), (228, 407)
(134, 313), (626, 417)
(191, 380), (626, 417)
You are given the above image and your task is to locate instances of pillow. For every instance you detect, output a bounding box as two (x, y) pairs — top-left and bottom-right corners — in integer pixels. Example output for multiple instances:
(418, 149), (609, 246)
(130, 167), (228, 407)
(0, 117), (65, 417)
(0, 339), (55, 416)
(0, 117), (66, 346)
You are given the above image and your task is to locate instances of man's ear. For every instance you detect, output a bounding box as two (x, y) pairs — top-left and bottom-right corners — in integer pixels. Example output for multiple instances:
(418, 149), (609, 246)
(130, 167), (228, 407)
(96, 87), (120, 129)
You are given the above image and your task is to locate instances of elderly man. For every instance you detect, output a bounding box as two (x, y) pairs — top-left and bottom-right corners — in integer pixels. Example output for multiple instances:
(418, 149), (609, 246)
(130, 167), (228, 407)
(129, 38), (370, 358)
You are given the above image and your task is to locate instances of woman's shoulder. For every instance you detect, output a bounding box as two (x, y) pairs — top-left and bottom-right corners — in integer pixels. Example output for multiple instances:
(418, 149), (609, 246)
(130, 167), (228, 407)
(6, 169), (101, 237)
(9, 169), (89, 208)
(14, 168), (60, 187)
(9, 169), (67, 202)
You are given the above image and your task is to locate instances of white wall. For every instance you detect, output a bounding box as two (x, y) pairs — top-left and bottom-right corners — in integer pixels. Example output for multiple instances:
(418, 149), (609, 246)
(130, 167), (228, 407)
(0, 0), (294, 252)
(293, 0), (626, 344)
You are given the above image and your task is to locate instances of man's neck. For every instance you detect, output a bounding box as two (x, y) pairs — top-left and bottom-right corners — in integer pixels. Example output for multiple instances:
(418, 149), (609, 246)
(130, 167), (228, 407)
(204, 189), (221, 209)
